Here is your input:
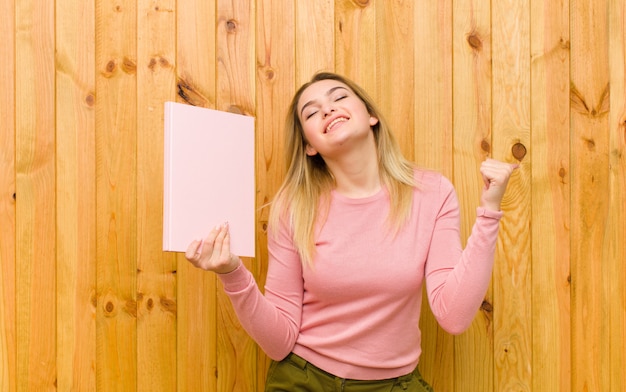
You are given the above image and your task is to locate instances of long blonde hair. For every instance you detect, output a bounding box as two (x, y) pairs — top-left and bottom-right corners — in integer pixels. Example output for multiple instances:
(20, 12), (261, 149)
(269, 72), (416, 266)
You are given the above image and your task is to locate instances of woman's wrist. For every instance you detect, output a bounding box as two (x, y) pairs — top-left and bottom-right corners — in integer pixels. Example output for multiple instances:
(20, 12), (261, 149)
(215, 257), (241, 275)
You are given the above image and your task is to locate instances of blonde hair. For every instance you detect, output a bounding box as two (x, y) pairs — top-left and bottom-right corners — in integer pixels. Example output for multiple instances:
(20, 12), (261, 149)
(269, 72), (416, 266)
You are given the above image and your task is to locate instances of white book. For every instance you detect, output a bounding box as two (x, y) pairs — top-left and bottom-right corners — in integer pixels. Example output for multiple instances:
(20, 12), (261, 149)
(163, 101), (255, 257)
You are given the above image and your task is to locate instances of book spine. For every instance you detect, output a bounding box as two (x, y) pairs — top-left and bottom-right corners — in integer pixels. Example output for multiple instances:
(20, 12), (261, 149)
(162, 101), (172, 250)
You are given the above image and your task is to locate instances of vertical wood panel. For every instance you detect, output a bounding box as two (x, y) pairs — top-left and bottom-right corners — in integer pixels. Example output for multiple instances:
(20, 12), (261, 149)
(175, 0), (218, 391)
(607, 0), (626, 389)
(95, 0), (138, 390)
(491, 0), (532, 390)
(216, 1), (257, 390)
(55, 0), (97, 389)
(530, 1), (571, 390)
(451, 1), (493, 389)
(255, 0), (295, 386)
(570, 0), (610, 390)
(376, 0), (414, 160)
(15, 0), (57, 389)
(136, 1), (177, 390)
(295, 0), (334, 84)
(414, 1), (454, 390)
(335, 0), (377, 95)
(0, 0), (16, 390)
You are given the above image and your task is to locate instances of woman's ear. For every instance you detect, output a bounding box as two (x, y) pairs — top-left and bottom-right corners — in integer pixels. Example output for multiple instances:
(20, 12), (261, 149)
(305, 144), (318, 156)
(369, 116), (379, 126)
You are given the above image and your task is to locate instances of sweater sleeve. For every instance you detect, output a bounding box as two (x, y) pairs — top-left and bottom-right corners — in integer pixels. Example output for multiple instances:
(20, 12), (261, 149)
(217, 218), (303, 360)
(424, 176), (502, 334)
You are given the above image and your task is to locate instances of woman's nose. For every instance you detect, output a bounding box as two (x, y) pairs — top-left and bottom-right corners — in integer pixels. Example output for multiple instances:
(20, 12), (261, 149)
(321, 104), (335, 117)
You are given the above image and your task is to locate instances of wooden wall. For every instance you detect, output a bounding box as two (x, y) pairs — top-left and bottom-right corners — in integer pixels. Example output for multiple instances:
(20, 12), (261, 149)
(0, 0), (624, 391)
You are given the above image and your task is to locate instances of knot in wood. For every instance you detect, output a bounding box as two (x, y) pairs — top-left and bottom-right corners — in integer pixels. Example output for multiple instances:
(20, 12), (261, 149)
(85, 93), (95, 107)
(467, 33), (483, 51)
(512, 142), (527, 160)
(103, 60), (116, 77)
(159, 56), (170, 68)
(226, 19), (238, 33)
(227, 105), (243, 115)
(148, 58), (157, 71)
(480, 300), (493, 313)
(160, 297), (177, 314)
(481, 139), (491, 153)
(122, 57), (137, 74)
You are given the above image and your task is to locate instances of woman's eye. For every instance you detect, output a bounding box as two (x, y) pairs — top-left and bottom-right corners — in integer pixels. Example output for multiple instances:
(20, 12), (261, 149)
(305, 111), (318, 119)
(335, 95), (347, 101)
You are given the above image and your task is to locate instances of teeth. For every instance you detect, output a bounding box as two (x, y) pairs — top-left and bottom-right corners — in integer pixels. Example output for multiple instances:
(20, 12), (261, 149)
(326, 117), (347, 133)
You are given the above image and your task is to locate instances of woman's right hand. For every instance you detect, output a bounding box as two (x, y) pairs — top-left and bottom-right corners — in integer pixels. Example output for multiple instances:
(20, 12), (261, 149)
(185, 222), (241, 274)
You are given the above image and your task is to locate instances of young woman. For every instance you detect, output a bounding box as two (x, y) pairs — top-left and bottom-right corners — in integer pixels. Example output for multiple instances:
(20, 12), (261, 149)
(185, 72), (518, 391)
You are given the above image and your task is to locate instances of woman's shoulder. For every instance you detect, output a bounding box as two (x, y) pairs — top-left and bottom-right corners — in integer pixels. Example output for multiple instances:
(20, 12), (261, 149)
(413, 167), (453, 190)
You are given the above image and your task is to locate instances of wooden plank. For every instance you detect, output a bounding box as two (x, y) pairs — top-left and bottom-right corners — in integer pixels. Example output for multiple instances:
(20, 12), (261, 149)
(136, 1), (177, 391)
(216, 0), (257, 390)
(414, 1), (453, 173)
(413, 1), (455, 390)
(15, 0), (57, 389)
(0, 0), (16, 390)
(95, 0), (138, 389)
(295, 0), (334, 84)
(55, 0), (97, 390)
(375, 0), (415, 160)
(255, 0), (295, 387)
(451, 1), (493, 390)
(335, 0), (377, 96)
(529, 1), (571, 390)
(570, 0), (610, 390)
(491, 0), (532, 390)
(607, 0), (626, 389)
(175, 0), (218, 390)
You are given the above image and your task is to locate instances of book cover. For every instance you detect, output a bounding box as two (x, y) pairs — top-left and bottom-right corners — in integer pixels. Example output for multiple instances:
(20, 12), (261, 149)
(163, 101), (255, 257)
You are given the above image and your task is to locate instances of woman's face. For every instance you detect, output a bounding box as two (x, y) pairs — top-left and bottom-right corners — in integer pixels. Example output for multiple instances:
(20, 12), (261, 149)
(296, 79), (378, 159)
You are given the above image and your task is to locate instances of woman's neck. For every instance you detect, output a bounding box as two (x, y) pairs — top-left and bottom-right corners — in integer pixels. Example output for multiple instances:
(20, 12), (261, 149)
(325, 139), (381, 198)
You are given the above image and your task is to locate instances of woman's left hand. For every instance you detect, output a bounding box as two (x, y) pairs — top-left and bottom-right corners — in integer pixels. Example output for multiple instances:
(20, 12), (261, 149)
(479, 158), (519, 211)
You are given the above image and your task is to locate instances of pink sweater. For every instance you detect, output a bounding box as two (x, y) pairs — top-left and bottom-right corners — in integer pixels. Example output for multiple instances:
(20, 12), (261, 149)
(218, 169), (502, 380)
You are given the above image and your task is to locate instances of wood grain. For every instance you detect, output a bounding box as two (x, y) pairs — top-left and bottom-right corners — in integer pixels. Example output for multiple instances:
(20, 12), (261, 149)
(295, 0), (334, 84)
(491, 0), (532, 390)
(136, 1), (177, 390)
(15, 0), (57, 390)
(452, 1), (493, 390)
(570, 0), (610, 390)
(55, 0), (97, 390)
(335, 0), (377, 96)
(175, 0), (218, 391)
(376, 0), (415, 160)
(95, 0), (138, 390)
(216, 0), (257, 390)
(255, 0), (295, 386)
(413, 1), (454, 390)
(0, 0), (16, 390)
(607, 0), (626, 389)
(530, 1), (571, 390)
